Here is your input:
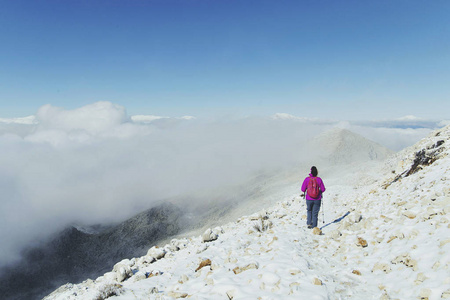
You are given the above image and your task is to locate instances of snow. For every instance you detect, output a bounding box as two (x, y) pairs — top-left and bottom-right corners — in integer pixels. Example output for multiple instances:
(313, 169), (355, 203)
(43, 125), (450, 300)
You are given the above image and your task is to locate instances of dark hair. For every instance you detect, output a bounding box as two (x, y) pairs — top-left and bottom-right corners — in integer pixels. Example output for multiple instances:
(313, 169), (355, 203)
(311, 166), (318, 177)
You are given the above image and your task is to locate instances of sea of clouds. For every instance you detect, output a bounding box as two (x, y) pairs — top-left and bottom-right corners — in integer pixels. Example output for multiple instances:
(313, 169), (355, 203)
(0, 101), (446, 269)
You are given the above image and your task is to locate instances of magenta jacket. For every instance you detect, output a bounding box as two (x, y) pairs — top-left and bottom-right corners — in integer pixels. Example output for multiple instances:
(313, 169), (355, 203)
(301, 174), (326, 200)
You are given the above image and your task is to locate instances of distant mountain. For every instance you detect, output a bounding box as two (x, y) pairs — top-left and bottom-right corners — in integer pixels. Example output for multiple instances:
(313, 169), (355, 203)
(311, 127), (394, 165)
(0, 202), (185, 300)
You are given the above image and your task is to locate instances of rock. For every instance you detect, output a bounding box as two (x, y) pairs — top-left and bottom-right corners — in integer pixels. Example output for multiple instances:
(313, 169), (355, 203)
(352, 270), (361, 275)
(195, 259), (212, 272)
(312, 278), (323, 285)
(202, 228), (219, 242)
(289, 269), (302, 275)
(387, 236), (397, 243)
(419, 288), (431, 299)
(112, 259), (134, 282)
(146, 270), (163, 278)
(423, 207), (439, 220)
(178, 274), (189, 284)
(312, 227), (322, 235)
(356, 237), (368, 247)
(391, 253), (418, 271)
(403, 211), (417, 219)
(328, 229), (342, 240)
(130, 271), (147, 282)
(167, 291), (189, 298)
(372, 262), (392, 273)
(225, 257), (238, 264)
(414, 273), (427, 284)
(349, 212), (362, 224)
(233, 262), (259, 274)
(196, 244), (209, 254)
(165, 243), (179, 252)
(249, 213), (261, 220)
(147, 246), (166, 260)
(440, 239), (450, 248)
(226, 289), (236, 299)
(362, 218), (373, 229)
(139, 255), (156, 265)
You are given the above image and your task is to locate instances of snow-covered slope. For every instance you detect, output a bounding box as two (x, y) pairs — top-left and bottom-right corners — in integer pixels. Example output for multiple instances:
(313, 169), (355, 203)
(44, 126), (449, 300)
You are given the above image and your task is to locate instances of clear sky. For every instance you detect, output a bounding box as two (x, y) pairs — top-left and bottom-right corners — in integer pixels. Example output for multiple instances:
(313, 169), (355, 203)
(1, 0), (449, 120)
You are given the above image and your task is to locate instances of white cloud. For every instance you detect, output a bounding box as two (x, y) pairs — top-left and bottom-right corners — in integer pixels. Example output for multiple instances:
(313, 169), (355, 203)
(131, 115), (169, 123)
(271, 113), (308, 121)
(438, 120), (450, 127)
(0, 102), (446, 268)
(0, 116), (37, 125)
(36, 101), (129, 134)
(396, 115), (423, 121)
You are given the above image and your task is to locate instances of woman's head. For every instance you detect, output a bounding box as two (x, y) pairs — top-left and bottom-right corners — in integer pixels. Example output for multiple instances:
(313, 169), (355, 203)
(311, 166), (318, 177)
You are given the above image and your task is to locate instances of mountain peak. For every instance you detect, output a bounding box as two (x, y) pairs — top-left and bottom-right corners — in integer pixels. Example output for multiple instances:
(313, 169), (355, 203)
(312, 127), (394, 165)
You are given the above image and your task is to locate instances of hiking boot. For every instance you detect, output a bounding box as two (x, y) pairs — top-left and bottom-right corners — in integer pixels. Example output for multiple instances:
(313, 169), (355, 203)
(307, 225), (313, 229)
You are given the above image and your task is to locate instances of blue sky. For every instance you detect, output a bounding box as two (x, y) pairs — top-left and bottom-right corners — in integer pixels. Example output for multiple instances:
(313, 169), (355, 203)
(1, 0), (449, 120)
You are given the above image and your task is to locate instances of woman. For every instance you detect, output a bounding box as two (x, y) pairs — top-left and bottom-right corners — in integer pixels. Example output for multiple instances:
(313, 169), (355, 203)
(301, 166), (326, 229)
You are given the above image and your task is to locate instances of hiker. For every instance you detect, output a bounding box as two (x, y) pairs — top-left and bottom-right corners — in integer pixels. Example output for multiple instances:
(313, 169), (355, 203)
(301, 166), (326, 229)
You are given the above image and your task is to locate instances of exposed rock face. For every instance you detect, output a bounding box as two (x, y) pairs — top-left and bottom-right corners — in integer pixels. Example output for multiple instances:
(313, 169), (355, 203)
(0, 202), (184, 300)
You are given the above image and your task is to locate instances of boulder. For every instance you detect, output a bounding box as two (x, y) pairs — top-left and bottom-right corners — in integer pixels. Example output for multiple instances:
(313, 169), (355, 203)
(147, 246), (166, 260)
(112, 259), (134, 282)
(202, 228), (219, 243)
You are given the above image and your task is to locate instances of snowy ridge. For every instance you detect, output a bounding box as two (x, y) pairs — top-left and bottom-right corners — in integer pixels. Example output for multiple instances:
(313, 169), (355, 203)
(312, 128), (394, 165)
(44, 126), (450, 300)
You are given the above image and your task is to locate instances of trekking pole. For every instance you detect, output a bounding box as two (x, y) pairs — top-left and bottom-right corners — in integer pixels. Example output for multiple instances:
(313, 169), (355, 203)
(322, 197), (325, 224)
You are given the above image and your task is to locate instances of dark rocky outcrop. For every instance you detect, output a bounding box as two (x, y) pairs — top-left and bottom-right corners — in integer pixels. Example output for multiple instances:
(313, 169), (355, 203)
(0, 201), (184, 300)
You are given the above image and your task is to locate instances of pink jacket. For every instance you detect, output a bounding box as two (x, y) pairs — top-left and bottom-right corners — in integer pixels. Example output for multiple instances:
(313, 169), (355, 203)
(301, 174), (326, 200)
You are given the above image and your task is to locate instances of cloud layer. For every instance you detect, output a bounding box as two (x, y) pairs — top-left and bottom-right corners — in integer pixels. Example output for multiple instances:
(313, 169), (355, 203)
(0, 102), (445, 268)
